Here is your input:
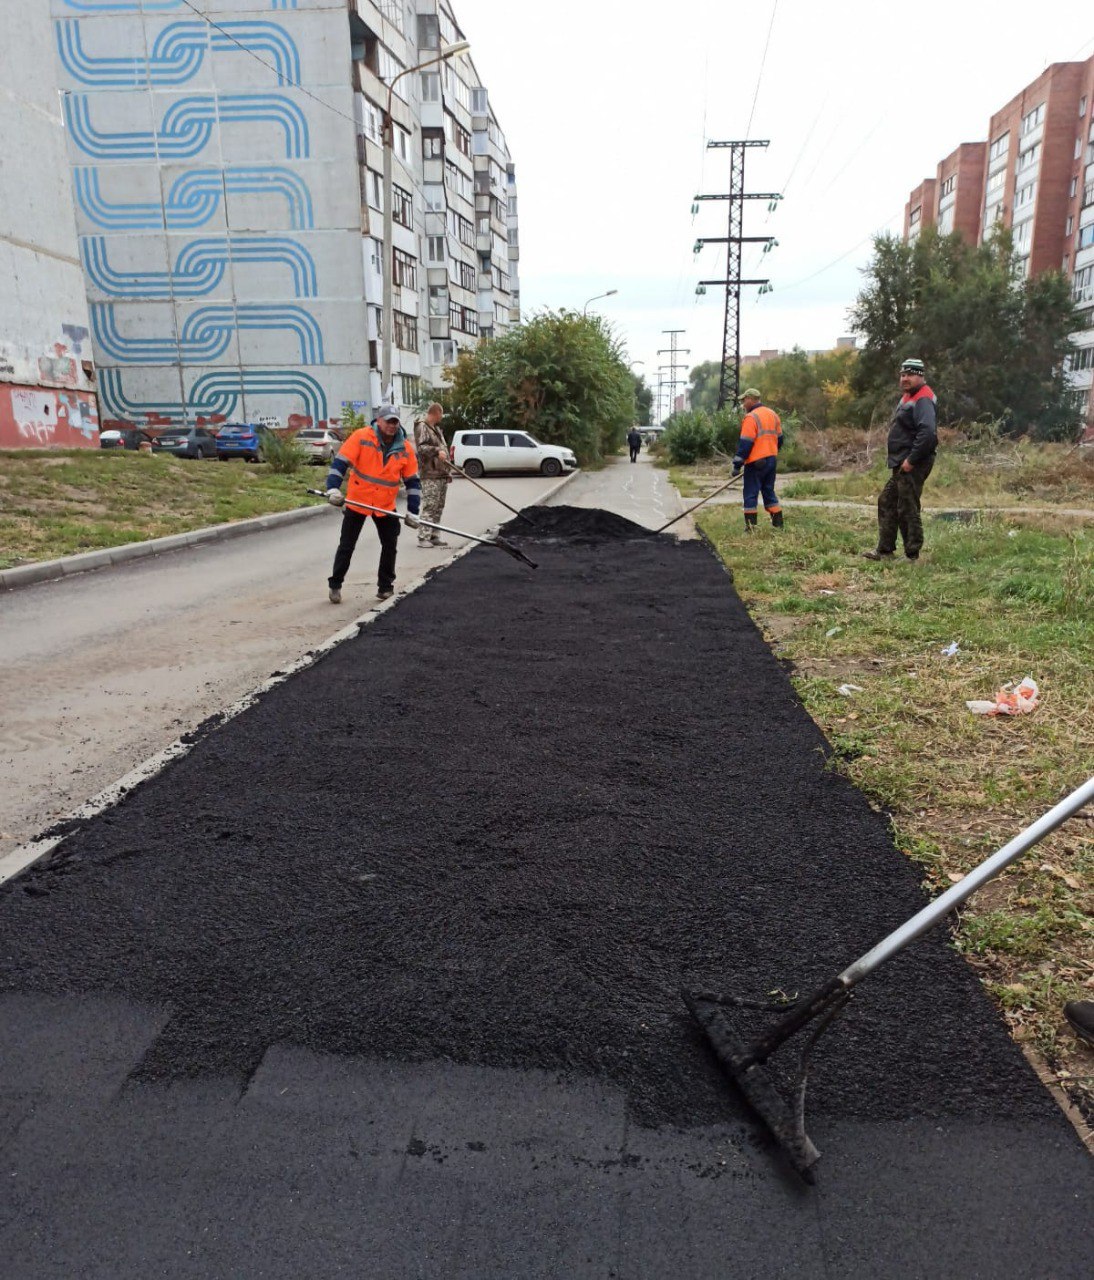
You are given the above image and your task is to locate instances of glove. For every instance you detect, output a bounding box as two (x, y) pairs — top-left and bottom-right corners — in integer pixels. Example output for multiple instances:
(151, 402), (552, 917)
(404, 512), (420, 529)
(326, 487), (345, 507)
(731, 461), (742, 476)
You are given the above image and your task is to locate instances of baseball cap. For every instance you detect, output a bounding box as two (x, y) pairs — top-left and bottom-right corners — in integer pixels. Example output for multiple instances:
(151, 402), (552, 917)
(742, 387), (762, 399)
(375, 404), (401, 423)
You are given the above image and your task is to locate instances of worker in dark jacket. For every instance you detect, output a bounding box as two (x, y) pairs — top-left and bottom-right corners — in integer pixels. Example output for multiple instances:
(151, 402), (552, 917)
(627, 427), (642, 462)
(862, 358), (937, 561)
(731, 388), (783, 530)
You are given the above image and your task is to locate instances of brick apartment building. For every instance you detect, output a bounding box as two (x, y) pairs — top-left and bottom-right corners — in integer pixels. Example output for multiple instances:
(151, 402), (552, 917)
(903, 54), (1094, 430)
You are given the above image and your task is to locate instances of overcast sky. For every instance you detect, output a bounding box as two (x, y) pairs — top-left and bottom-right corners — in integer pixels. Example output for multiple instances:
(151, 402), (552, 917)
(454, 0), (1092, 401)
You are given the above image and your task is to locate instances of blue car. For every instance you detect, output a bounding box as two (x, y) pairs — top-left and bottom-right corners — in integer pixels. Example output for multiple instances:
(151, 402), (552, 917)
(215, 423), (264, 462)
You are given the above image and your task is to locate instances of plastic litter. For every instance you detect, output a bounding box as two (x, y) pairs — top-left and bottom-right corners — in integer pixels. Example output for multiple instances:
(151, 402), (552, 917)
(837, 683), (863, 697)
(966, 675), (1039, 717)
(940, 641), (960, 658)
(825, 626), (842, 638)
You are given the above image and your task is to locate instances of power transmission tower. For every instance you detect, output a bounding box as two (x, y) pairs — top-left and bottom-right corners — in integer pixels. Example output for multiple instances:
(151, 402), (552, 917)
(694, 140), (780, 409)
(657, 329), (689, 421)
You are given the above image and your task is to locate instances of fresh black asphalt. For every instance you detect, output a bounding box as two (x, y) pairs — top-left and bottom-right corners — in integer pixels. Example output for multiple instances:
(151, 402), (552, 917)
(1, 507), (1091, 1276)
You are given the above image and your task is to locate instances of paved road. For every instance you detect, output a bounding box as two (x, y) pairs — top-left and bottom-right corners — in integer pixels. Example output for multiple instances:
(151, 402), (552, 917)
(555, 451), (690, 533)
(0, 473), (567, 858)
(2, 456), (1090, 1277)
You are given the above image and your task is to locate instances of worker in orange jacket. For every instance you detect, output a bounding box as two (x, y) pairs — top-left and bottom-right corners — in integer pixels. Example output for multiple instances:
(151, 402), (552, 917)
(731, 388), (783, 530)
(324, 404), (422, 603)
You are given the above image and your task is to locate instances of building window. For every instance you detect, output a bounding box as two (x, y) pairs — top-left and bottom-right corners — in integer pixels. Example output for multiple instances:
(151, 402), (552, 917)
(394, 124), (410, 162)
(377, 0), (404, 33)
(431, 339), (456, 366)
(909, 205), (921, 227)
(392, 247), (417, 290)
(423, 183), (444, 212)
(401, 374), (422, 405)
(1078, 137), (1085, 160)
(988, 132), (1009, 163)
(1020, 102), (1044, 134)
(392, 184), (412, 228)
(1071, 176), (1079, 198)
(1014, 182), (1036, 210)
(377, 46), (407, 99)
(457, 213), (474, 247)
(423, 129), (443, 160)
(1081, 96), (1088, 118)
(472, 87), (488, 115)
(393, 310), (419, 352)
(417, 14), (440, 49)
(1084, 181), (1094, 209)
(986, 168), (1005, 195)
(1016, 143), (1040, 173)
(426, 235), (446, 263)
(1078, 223), (1094, 249)
(1015, 220), (1032, 248)
(450, 302), (478, 335)
(359, 98), (383, 143)
(940, 175), (956, 197)
(364, 168), (382, 210)
(428, 284), (448, 315)
(458, 261), (475, 291)
(420, 71), (440, 102)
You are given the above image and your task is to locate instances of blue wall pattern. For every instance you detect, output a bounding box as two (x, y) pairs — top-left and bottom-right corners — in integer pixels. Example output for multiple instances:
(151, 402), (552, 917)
(57, 20), (301, 88)
(64, 92), (310, 161)
(51, 3), (361, 426)
(81, 236), (318, 297)
(74, 166), (315, 230)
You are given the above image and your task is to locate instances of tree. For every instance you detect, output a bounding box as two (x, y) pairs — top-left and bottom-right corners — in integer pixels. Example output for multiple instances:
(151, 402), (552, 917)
(849, 227), (1080, 438)
(687, 361), (722, 415)
(439, 310), (634, 464)
(633, 372), (653, 425)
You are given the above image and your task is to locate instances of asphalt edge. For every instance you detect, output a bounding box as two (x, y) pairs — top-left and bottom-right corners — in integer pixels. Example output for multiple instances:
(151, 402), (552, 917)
(0, 468), (578, 886)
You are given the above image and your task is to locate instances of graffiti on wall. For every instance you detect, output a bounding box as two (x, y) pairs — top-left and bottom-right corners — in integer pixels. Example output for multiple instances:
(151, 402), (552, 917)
(0, 386), (100, 449)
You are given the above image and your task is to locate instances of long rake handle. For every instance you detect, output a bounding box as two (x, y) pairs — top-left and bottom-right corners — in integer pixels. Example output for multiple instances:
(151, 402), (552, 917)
(656, 471), (744, 534)
(442, 458), (533, 524)
(839, 774), (1094, 986)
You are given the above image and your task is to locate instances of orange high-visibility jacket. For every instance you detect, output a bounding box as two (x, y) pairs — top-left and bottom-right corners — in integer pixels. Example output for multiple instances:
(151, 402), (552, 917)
(738, 404), (782, 463)
(337, 424), (419, 513)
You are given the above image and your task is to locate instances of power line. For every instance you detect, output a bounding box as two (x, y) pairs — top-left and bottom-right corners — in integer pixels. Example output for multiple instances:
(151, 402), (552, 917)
(744, 1), (779, 140)
(773, 212), (901, 297)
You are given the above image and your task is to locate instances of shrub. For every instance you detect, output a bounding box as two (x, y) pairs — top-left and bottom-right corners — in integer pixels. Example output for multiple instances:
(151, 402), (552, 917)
(662, 411), (714, 465)
(259, 428), (306, 474)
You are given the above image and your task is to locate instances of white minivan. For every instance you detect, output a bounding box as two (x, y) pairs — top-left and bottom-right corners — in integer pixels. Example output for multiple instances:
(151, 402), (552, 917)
(450, 430), (577, 478)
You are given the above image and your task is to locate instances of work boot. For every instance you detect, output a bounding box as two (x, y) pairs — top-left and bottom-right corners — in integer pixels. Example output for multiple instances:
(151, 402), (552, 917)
(744, 512), (758, 533)
(1064, 1000), (1094, 1047)
(328, 586), (342, 604)
(770, 511), (784, 529)
(376, 586), (394, 601)
(861, 549), (894, 561)
(430, 537), (450, 548)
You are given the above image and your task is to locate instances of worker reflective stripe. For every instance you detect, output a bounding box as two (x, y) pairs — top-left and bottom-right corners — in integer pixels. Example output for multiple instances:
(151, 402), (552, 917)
(745, 410), (780, 439)
(347, 462), (400, 488)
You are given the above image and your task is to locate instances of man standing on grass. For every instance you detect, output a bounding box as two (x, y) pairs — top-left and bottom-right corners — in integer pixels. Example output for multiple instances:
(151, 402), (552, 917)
(862, 358), (937, 562)
(324, 405), (421, 604)
(731, 388), (783, 531)
(413, 402), (452, 548)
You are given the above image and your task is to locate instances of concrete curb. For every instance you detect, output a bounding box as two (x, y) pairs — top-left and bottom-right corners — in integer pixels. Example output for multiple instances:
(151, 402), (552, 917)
(0, 502), (329, 592)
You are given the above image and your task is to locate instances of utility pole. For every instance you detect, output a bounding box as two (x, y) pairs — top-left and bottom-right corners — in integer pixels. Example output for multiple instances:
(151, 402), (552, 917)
(657, 329), (689, 420)
(694, 140), (780, 409)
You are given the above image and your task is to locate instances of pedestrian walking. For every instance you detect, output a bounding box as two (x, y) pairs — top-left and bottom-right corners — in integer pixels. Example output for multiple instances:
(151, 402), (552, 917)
(324, 405), (421, 603)
(862, 358), (937, 562)
(731, 388), (783, 530)
(413, 402), (452, 547)
(627, 426), (642, 463)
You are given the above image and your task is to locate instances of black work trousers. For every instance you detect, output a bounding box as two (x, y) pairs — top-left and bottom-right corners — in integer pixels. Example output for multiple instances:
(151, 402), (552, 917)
(329, 508), (400, 591)
(876, 456), (934, 557)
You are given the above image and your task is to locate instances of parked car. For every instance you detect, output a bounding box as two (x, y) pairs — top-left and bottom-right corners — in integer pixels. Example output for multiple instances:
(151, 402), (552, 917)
(450, 430), (577, 478)
(214, 423), (263, 462)
(295, 428), (341, 464)
(151, 426), (218, 459)
(99, 428), (154, 451)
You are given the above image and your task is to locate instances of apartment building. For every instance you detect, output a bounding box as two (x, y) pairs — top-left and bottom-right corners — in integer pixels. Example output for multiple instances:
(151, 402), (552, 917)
(903, 54), (1094, 428)
(48, 0), (519, 432)
(0, 0), (98, 449)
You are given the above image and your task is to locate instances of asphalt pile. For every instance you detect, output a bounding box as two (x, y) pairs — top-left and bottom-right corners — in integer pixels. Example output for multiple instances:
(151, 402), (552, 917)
(0, 515), (1054, 1129)
(500, 504), (656, 542)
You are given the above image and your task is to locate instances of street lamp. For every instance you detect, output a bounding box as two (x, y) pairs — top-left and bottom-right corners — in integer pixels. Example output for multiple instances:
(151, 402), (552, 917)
(582, 289), (618, 315)
(381, 39), (471, 405)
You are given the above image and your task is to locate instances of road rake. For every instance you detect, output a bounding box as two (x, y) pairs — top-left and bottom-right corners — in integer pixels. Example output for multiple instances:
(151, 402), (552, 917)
(682, 775), (1094, 1184)
(305, 490), (537, 569)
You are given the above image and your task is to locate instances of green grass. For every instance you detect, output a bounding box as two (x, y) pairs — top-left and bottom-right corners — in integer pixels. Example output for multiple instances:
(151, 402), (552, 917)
(697, 501), (1094, 1117)
(0, 449), (325, 568)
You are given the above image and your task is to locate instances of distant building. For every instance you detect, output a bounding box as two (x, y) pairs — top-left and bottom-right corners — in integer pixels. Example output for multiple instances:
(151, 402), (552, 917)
(0, 0), (98, 448)
(902, 54), (1094, 430)
(45, 0), (519, 434)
